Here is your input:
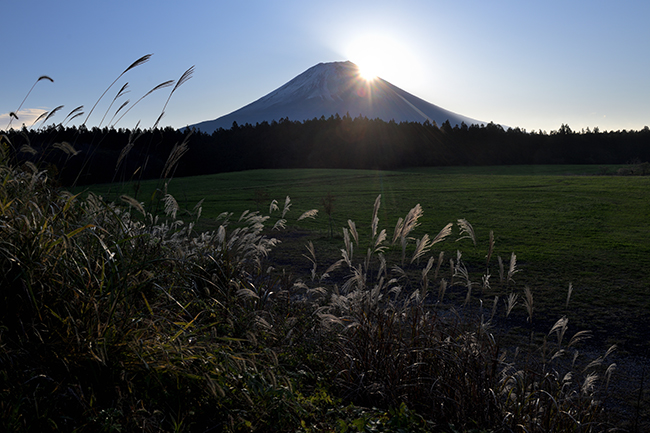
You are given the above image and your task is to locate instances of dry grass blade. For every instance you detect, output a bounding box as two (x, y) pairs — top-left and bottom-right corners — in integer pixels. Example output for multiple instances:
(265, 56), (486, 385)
(566, 283), (573, 308)
(162, 132), (191, 179)
(343, 228), (353, 260)
(272, 218), (286, 230)
(568, 330), (592, 347)
(457, 218), (477, 246)
(392, 217), (404, 244)
(0, 133), (10, 147)
(486, 230), (494, 268)
(62, 105), (84, 125)
(549, 316), (569, 346)
(153, 112), (166, 129)
(482, 273), (491, 292)
(163, 193), (179, 219)
(490, 295), (499, 321)
(392, 204), (424, 265)
(109, 100), (130, 126)
(115, 82), (130, 98)
(99, 83), (129, 127)
(505, 292), (518, 317)
(604, 344), (617, 359)
(115, 142), (135, 172)
(155, 66), (195, 129)
(438, 278), (448, 302)
(120, 194), (146, 216)
(30, 110), (50, 128)
(65, 111), (84, 125)
(463, 279), (473, 306)
(410, 234), (431, 264)
(114, 80), (174, 127)
(268, 199), (280, 214)
(391, 204), (423, 245)
(420, 255), (435, 292)
(192, 198), (204, 221)
(7, 75), (54, 128)
(371, 194), (381, 238)
(507, 253), (518, 284)
(432, 222), (453, 245)
(53, 141), (79, 156)
(281, 196), (291, 218)
(581, 372), (599, 395)
(605, 363), (616, 390)
(321, 259), (344, 282)
(124, 54), (153, 74)
(129, 121), (142, 143)
(498, 255), (504, 283)
(297, 209), (318, 220)
(433, 251), (444, 280)
(376, 253), (387, 279)
(524, 286), (533, 322)
(114, 124), (144, 174)
(173, 65), (195, 92)
(373, 228), (387, 253)
(402, 204), (423, 238)
(19, 144), (37, 155)
(84, 54), (151, 125)
(549, 316), (568, 335)
(304, 241), (317, 280)
(348, 220), (359, 245)
(237, 287), (260, 300)
(304, 241), (316, 263)
(24, 161), (38, 173)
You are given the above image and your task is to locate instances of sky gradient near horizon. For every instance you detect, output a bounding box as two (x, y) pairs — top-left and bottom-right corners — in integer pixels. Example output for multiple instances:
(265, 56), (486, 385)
(2, 0), (649, 133)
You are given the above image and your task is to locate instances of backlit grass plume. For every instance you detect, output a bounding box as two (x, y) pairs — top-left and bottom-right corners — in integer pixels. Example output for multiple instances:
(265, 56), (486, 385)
(5, 75), (53, 130)
(153, 65), (195, 129)
(83, 54), (151, 126)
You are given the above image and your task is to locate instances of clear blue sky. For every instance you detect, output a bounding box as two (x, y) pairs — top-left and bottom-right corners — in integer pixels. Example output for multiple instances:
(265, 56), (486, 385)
(2, 0), (649, 133)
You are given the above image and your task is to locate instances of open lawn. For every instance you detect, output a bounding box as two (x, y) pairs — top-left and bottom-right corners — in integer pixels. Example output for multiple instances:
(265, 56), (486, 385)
(82, 165), (650, 355)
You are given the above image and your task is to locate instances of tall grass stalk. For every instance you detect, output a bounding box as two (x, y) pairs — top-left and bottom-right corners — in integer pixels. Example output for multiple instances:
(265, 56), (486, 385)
(5, 75), (53, 130)
(83, 54), (151, 126)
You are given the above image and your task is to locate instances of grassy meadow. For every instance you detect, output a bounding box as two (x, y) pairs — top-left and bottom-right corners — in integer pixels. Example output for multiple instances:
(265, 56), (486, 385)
(86, 165), (650, 353)
(3, 153), (647, 431)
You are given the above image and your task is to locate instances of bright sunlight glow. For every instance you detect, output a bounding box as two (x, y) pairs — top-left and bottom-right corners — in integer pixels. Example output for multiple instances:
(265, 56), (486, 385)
(345, 34), (421, 86)
(358, 65), (378, 81)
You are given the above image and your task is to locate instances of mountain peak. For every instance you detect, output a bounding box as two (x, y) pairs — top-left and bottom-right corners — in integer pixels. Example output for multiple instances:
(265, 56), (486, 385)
(188, 61), (482, 132)
(253, 61), (359, 108)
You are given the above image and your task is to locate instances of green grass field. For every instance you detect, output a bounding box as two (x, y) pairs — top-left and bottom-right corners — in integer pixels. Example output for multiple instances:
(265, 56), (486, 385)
(80, 165), (650, 354)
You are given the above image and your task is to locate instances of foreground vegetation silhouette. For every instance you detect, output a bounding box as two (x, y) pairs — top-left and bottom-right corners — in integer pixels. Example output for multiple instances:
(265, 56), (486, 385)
(1, 136), (623, 430)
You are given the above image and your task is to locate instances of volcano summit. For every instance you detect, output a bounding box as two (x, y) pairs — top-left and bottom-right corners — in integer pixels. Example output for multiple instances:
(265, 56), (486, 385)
(188, 61), (483, 133)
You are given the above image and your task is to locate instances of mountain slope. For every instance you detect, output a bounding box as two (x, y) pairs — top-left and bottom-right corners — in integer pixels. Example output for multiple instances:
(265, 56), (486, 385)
(188, 61), (483, 133)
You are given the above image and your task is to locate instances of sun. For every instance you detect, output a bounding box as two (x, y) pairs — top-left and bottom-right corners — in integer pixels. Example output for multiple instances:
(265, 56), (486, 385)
(345, 33), (422, 87)
(346, 35), (390, 80)
(357, 62), (379, 81)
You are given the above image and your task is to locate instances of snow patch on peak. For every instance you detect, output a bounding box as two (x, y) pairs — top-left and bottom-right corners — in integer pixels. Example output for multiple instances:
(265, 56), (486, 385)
(253, 61), (359, 108)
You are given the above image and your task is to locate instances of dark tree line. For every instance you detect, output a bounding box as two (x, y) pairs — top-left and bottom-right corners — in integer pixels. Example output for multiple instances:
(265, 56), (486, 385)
(3, 115), (650, 186)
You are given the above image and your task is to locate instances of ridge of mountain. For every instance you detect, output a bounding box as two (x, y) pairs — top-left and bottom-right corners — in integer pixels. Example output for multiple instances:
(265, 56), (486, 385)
(187, 61), (483, 133)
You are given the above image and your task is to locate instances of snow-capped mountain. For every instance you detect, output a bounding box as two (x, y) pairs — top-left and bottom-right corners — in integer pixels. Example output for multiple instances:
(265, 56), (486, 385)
(187, 61), (483, 133)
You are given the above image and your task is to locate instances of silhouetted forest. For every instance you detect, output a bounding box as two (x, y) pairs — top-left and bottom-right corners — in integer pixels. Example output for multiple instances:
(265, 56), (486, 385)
(4, 114), (650, 185)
